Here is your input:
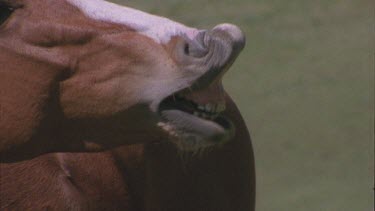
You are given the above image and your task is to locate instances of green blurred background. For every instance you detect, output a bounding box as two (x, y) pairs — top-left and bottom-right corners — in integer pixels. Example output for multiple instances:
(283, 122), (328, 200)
(112, 0), (373, 210)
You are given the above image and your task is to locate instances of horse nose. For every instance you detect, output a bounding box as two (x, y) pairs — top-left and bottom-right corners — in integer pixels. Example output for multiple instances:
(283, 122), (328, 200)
(173, 24), (245, 90)
(200, 23), (246, 73)
(211, 23), (246, 52)
(183, 24), (245, 59)
(183, 24), (245, 90)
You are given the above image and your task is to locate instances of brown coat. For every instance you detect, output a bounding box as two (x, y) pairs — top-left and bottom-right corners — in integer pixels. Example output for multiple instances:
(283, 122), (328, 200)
(1, 97), (255, 211)
(0, 0), (255, 210)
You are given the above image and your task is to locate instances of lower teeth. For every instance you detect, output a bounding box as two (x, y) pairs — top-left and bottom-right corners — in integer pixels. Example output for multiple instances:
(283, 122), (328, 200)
(193, 111), (216, 120)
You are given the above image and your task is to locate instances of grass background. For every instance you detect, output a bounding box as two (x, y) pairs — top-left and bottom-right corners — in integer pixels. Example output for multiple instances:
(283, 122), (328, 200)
(111, 0), (373, 210)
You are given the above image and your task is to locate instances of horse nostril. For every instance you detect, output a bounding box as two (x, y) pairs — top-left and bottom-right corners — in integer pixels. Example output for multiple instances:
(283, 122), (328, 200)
(179, 30), (209, 59)
(184, 39), (208, 58)
(184, 43), (190, 56)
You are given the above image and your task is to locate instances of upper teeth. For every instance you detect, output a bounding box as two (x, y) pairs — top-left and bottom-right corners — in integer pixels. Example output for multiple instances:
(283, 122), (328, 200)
(197, 102), (226, 113)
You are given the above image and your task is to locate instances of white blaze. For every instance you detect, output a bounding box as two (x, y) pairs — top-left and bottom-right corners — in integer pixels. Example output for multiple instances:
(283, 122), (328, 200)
(67, 0), (198, 43)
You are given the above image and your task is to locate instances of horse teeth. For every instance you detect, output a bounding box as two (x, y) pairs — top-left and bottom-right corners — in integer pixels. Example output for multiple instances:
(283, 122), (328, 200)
(165, 125), (174, 130)
(191, 102), (226, 119)
(170, 131), (177, 136)
(205, 104), (213, 112)
(198, 105), (205, 111)
(158, 122), (175, 132)
(157, 122), (166, 127)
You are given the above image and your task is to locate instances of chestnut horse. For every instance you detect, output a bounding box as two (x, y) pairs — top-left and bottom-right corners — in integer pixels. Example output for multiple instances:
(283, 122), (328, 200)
(0, 0), (255, 210)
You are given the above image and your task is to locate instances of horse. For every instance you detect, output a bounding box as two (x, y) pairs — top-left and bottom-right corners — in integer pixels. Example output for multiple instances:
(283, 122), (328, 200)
(0, 0), (255, 210)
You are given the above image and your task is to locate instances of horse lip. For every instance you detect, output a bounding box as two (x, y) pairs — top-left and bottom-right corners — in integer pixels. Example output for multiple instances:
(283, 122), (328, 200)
(191, 24), (246, 90)
(212, 23), (246, 52)
(158, 109), (235, 147)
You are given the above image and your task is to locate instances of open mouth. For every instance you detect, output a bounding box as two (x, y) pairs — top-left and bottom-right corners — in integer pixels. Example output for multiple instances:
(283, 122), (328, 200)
(155, 24), (245, 152)
(157, 86), (235, 152)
